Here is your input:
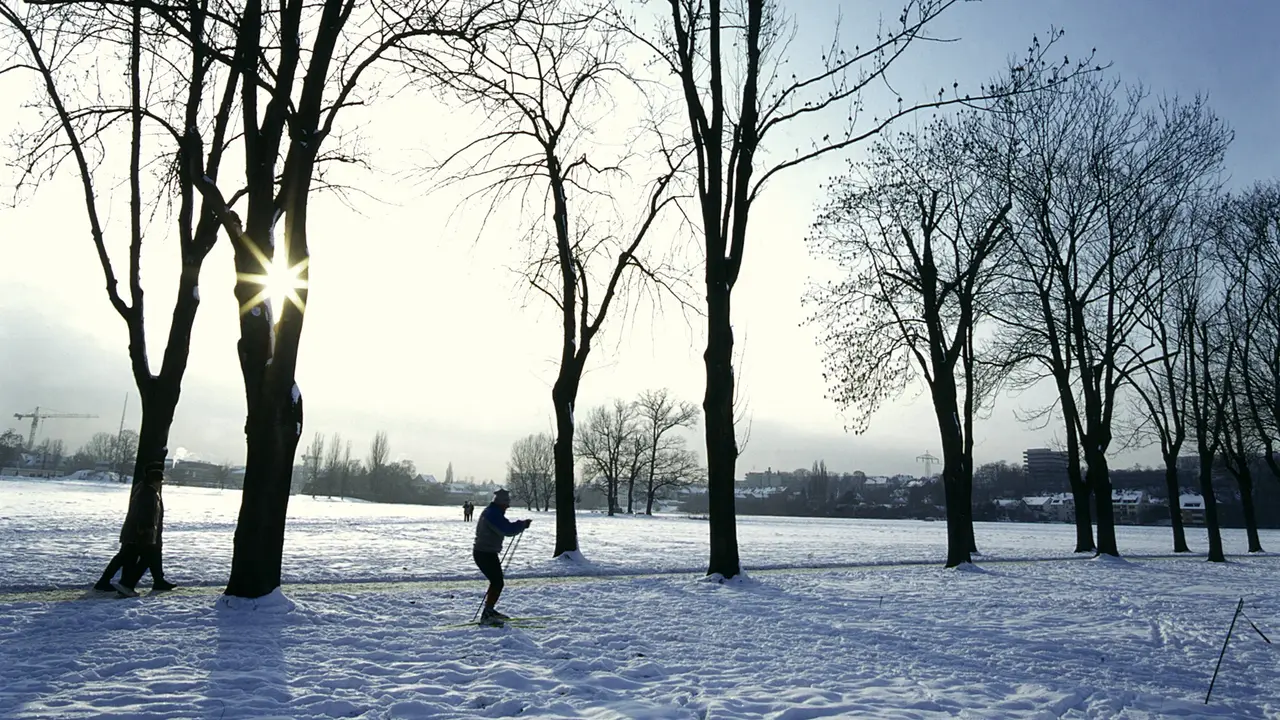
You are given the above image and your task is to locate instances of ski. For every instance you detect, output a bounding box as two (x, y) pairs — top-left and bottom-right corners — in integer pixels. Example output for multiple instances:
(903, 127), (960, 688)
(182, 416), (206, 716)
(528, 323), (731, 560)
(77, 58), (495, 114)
(435, 615), (558, 630)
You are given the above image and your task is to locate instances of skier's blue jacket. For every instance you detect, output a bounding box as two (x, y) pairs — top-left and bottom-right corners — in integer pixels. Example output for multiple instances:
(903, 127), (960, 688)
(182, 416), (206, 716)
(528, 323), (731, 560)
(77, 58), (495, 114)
(474, 502), (525, 553)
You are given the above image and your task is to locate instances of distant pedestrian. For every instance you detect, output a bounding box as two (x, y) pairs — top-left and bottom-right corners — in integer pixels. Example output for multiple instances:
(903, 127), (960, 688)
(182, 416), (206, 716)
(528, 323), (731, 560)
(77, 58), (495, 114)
(95, 463), (175, 596)
(473, 489), (530, 625)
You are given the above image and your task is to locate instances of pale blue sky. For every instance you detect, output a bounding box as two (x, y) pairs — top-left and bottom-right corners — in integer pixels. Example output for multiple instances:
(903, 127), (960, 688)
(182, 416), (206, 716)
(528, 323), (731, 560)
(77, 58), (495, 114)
(0, 0), (1274, 480)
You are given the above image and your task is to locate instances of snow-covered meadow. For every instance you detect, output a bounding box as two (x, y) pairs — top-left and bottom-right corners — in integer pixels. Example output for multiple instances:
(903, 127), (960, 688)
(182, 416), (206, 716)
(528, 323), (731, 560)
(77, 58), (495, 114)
(2, 477), (1277, 718)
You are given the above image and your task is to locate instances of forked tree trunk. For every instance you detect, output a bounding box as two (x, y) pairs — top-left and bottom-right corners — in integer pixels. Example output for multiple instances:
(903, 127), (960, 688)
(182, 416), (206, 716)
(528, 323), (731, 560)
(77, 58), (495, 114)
(1162, 459), (1191, 552)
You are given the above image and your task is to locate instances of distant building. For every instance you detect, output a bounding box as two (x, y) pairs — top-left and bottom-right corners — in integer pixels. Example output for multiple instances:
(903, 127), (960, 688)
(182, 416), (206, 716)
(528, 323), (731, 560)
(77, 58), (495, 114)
(1023, 449), (1069, 492)
(169, 461), (241, 489)
(1180, 493), (1205, 525)
(1111, 490), (1150, 524)
(1022, 493), (1073, 522)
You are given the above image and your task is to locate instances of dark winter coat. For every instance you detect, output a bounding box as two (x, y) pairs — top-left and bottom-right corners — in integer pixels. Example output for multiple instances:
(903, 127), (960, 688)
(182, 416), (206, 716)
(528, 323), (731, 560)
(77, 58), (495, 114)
(473, 503), (524, 554)
(120, 483), (164, 547)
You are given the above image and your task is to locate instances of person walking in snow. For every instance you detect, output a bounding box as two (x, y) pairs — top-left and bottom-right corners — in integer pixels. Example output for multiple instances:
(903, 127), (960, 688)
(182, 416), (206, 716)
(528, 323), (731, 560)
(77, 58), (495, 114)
(110, 464), (175, 596)
(473, 489), (530, 625)
(94, 461), (174, 594)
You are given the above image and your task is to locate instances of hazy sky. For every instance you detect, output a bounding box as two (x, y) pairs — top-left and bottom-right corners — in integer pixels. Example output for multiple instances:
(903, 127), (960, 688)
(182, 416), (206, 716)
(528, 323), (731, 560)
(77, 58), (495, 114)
(1, 0), (1277, 482)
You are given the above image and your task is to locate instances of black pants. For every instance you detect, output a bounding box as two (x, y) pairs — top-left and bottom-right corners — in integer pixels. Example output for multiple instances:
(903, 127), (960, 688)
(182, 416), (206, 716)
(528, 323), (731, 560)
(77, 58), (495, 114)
(96, 549), (129, 586)
(120, 544), (164, 588)
(473, 550), (503, 607)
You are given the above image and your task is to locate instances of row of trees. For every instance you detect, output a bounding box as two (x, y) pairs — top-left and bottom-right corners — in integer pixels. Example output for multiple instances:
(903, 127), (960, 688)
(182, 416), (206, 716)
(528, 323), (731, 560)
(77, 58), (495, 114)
(300, 431), (428, 505)
(0, 428), (140, 476)
(505, 389), (704, 516)
(808, 66), (1276, 565)
(2, 0), (1107, 594)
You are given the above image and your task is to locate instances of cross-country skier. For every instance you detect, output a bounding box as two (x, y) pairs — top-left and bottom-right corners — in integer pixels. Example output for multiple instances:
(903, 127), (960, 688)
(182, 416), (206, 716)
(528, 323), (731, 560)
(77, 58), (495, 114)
(473, 488), (530, 625)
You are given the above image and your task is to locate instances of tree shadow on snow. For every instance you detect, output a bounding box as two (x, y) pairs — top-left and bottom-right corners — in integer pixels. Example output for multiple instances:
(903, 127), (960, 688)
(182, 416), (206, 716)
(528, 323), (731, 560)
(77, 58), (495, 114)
(206, 596), (292, 718)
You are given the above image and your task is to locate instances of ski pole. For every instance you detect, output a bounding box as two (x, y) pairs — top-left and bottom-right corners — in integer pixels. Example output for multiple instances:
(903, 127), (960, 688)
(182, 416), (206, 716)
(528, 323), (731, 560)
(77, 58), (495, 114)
(472, 531), (525, 621)
(1205, 598), (1244, 704)
(504, 531), (524, 573)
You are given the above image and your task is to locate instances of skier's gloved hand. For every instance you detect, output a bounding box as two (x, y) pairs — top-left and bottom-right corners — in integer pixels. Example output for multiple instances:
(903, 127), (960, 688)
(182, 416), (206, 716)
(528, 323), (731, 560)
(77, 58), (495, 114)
(523, 519), (533, 529)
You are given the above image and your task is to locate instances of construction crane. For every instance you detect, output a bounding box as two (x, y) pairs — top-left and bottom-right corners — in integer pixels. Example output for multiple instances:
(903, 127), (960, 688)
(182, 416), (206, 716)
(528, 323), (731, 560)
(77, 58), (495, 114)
(13, 407), (99, 449)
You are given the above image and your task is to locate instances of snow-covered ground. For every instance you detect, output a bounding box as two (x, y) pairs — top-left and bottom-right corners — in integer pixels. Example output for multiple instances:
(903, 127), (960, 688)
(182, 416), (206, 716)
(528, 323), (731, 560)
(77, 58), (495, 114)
(2, 477), (1277, 718)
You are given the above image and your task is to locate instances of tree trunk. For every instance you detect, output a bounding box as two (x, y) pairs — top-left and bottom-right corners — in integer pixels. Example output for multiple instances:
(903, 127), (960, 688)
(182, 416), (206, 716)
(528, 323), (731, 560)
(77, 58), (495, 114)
(1162, 459), (1190, 552)
(1065, 429), (1095, 553)
(1086, 448), (1119, 557)
(930, 371), (972, 567)
(645, 487), (655, 516)
(224, 174), (311, 598)
(551, 379), (579, 556)
(1238, 474), (1264, 553)
(1199, 454), (1226, 562)
(226, 387), (302, 598)
(704, 275), (741, 579)
(939, 450), (972, 567)
(128, 389), (177, 485)
(963, 471), (977, 554)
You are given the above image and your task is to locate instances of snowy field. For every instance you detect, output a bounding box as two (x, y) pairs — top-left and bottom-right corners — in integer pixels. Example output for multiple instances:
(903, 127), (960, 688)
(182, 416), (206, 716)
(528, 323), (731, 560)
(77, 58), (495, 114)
(2, 477), (1278, 718)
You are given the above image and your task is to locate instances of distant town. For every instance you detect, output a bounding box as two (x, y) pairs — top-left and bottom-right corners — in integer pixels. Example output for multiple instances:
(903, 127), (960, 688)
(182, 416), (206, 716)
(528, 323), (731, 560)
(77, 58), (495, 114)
(5, 428), (1276, 529)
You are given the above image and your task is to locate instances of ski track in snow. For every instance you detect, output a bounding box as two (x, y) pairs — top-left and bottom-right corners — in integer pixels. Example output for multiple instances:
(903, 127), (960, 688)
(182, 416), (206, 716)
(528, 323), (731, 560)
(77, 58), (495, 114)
(1, 478), (1278, 718)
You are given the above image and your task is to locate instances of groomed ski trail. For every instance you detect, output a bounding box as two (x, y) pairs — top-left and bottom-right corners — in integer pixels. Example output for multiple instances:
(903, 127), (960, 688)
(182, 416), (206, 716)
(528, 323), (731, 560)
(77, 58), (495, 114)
(2, 552), (1275, 604)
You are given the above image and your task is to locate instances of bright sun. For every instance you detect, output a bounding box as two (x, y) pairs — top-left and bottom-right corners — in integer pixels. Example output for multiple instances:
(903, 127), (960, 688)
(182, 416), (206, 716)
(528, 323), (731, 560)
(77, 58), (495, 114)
(238, 241), (308, 322)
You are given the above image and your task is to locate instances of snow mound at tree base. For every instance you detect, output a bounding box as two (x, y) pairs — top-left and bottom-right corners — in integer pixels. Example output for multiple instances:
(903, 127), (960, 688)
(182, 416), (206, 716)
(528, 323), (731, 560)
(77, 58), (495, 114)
(554, 550), (590, 564)
(700, 570), (754, 585)
(216, 587), (296, 613)
(1091, 553), (1132, 566)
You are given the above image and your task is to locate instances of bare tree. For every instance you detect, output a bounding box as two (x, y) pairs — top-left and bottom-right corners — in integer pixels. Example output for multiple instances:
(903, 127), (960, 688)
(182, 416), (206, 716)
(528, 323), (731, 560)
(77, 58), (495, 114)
(808, 110), (1012, 567)
(2, 0), (236, 549)
(1214, 191), (1276, 553)
(992, 73), (1230, 557)
(635, 0), (1092, 578)
(366, 431), (391, 495)
(424, 1), (688, 557)
(635, 389), (699, 515)
(1186, 285), (1229, 563)
(646, 443), (703, 515)
(340, 438), (355, 501)
(1218, 184), (1280, 485)
(575, 400), (637, 516)
(1129, 206), (1201, 553)
(35, 438), (65, 472)
(139, 0), (527, 598)
(112, 430), (141, 480)
(508, 432), (554, 511)
(303, 434), (326, 498)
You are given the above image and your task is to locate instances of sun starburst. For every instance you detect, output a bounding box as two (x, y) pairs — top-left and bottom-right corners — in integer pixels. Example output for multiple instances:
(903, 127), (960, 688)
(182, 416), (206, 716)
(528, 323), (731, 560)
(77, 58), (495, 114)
(237, 239), (308, 322)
